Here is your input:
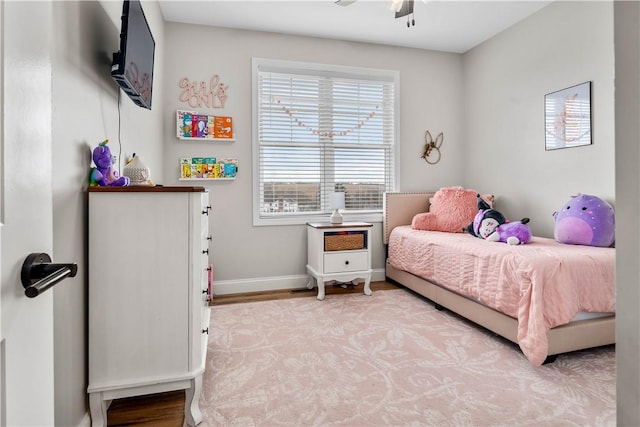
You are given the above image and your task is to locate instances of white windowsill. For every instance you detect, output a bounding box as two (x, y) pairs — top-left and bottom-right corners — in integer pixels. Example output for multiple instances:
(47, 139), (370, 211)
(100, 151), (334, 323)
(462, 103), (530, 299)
(252, 212), (382, 226)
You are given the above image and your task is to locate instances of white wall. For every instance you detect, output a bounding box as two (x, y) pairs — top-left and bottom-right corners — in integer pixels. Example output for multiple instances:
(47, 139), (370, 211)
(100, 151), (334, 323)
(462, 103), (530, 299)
(162, 24), (464, 293)
(462, 1), (615, 238)
(51, 1), (165, 425)
(614, 2), (640, 425)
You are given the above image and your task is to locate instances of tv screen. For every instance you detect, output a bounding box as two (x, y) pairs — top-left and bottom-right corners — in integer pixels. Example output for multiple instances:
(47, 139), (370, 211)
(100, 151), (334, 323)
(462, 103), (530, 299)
(111, 0), (155, 110)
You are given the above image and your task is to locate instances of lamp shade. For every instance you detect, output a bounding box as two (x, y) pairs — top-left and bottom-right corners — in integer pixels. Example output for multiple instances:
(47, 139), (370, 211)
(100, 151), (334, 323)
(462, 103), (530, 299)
(330, 192), (345, 210)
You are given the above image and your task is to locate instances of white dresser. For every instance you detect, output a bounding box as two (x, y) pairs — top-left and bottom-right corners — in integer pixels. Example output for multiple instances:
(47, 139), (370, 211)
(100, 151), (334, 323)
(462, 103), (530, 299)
(87, 186), (211, 426)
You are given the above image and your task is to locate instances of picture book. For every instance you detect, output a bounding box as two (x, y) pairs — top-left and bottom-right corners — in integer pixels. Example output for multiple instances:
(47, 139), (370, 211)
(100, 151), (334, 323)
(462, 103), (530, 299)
(214, 116), (233, 139)
(220, 158), (238, 178)
(192, 157), (205, 178)
(181, 111), (194, 138)
(204, 157), (216, 178)
(180, 158), (191, 179)
(195, 115), (208, 138)
(178, 157), (238, 180)
(177, 110), (234, 141)
(207, 116), (215, 138)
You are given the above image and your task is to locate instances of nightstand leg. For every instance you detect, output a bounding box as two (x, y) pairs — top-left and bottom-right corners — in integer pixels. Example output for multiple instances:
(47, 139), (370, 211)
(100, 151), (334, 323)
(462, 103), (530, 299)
(306, 275), (315, 290)
(317, 280), (326, 300)
(364, 276), (372, 296)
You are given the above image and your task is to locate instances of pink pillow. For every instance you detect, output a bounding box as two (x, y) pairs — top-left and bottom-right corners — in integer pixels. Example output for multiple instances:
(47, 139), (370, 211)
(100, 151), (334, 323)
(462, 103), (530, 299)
(412, 187), (493, 233)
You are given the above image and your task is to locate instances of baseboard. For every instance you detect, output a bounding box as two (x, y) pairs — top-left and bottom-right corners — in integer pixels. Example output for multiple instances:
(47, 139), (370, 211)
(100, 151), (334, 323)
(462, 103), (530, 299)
(212, 268), (386, 295)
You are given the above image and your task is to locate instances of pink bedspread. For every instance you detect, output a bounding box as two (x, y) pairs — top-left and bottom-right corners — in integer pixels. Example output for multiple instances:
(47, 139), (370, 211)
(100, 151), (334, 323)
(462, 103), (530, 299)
(388, 226), (615, 366)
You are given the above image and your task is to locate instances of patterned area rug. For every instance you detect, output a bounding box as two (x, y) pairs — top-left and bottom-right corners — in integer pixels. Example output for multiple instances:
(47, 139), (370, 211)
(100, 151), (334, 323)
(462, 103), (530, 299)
(201, 289), (615, 426)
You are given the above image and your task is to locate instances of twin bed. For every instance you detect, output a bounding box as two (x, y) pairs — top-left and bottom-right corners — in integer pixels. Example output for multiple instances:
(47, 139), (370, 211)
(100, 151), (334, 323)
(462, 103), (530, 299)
(383, 192), (615, 366)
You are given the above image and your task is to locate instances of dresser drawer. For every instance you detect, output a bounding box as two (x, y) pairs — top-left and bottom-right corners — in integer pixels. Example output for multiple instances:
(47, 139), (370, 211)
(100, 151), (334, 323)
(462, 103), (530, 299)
(323, 251), (368, 273)
(200, 194), (210, 241)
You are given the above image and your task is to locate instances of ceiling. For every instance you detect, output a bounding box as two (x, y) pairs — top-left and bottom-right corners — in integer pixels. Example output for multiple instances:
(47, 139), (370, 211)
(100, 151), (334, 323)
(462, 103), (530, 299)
(158, 0), (552, 53)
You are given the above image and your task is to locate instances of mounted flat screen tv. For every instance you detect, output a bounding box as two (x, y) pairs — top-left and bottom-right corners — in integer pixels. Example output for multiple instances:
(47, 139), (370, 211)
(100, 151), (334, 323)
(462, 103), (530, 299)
(111, 0), (155, 110)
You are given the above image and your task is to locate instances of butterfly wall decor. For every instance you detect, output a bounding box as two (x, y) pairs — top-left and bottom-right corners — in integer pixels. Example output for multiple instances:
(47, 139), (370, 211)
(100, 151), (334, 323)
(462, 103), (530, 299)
(421, 130), (443, 164)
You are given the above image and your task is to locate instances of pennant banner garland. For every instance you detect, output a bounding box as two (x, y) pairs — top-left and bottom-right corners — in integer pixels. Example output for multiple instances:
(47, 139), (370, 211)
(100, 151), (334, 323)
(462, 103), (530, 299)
(276, 99), (379, 138)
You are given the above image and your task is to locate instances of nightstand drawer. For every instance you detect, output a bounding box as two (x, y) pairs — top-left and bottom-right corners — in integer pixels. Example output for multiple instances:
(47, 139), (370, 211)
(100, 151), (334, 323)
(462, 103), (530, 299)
(324, 251), (368, 273)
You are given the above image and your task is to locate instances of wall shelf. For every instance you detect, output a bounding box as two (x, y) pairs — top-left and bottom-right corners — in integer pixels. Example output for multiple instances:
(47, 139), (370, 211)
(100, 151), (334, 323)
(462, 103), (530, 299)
(178, 136), (235, 142)
(180, 157), (238, 180)
(179, 178), (235, 181)
(177, 110), (234, 141)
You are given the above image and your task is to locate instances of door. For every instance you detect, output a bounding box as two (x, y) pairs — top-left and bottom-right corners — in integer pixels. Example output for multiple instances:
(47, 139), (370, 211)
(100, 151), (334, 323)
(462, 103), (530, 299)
(0, 2), (55, 426)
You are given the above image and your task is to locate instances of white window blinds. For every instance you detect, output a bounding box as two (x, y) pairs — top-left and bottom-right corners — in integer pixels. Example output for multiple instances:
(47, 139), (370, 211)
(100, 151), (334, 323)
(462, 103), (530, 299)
(253, 59), (397, 224)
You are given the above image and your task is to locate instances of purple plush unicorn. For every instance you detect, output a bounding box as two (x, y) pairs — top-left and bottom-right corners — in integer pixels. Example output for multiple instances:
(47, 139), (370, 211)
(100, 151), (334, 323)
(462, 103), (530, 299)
(553, 194), (615, 247)
(89, 139), (129, 187)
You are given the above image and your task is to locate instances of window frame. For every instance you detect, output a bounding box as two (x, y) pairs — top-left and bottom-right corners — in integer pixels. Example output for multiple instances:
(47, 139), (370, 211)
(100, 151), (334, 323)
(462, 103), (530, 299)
(251, 57), (400, 226)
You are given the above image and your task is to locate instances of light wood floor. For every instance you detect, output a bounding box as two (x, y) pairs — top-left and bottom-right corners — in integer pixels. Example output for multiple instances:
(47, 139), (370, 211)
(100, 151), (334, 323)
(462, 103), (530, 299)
(106, 281), (399, 426)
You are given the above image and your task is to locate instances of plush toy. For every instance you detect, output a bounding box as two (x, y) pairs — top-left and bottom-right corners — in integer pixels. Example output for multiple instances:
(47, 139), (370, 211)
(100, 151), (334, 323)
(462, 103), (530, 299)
(464, 195), (532, 245)
(553, 194), (615, 247)
(486, 219), (533, 245)
(411, 186), (494, 233)
(89, 139), (130, 187)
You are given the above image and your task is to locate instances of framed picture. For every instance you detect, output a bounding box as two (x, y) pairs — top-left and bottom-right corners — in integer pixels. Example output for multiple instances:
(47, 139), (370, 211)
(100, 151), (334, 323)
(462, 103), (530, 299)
(544, 81), (592, 150)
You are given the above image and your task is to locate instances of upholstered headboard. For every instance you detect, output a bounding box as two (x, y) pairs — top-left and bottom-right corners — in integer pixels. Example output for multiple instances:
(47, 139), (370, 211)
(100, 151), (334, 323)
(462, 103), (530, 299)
(383, 192), (436, 244)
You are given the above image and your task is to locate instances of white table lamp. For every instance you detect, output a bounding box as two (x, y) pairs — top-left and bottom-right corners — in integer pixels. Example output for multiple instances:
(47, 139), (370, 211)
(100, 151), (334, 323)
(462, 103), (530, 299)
(330, 192), (345, 224)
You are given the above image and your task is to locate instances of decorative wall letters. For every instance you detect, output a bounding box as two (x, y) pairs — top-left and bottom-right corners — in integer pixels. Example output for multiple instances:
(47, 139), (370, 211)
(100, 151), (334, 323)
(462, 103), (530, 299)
(178, 75), (228, 109)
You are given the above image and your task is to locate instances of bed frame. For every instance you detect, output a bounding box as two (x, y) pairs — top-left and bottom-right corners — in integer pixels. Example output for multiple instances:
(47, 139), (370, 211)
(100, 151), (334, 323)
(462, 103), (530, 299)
(383, 192), (615, 360)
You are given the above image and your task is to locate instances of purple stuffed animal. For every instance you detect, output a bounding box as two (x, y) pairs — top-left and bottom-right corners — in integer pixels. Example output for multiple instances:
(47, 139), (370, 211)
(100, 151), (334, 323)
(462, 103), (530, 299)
(485, 218), (533, 245)
(464, 194), (532, 245)
(89, 139), (129, 187)
(553, 194), (615, 247)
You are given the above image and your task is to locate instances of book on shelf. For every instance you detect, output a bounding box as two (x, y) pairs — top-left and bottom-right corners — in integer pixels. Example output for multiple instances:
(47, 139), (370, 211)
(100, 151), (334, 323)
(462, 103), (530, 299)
(207, 116), (215, 137)
(213, 116), (233, 139)
(195, 115), (208, 138)
(176, 110), (233, 140)
(221, 158), (238, 177)
(180, 157), (192, 179)
(178, 111), (194, 138)
(193, 157), (205, 178)
(180, 157), (238, 179)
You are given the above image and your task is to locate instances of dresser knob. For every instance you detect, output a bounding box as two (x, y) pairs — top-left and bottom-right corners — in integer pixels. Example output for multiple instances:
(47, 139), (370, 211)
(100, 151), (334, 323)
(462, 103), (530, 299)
(202, 249), (209, 255)
(345, 260), (349, 265)
(206, 266), (212, 272)
(202, 327), (209, 334)
(207, 236), (212, 241)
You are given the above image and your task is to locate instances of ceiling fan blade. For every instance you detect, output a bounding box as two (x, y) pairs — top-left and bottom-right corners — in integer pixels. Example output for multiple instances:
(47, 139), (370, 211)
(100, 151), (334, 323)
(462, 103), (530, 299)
(395, 0), (414, 18)
(335, 0), (358, 6)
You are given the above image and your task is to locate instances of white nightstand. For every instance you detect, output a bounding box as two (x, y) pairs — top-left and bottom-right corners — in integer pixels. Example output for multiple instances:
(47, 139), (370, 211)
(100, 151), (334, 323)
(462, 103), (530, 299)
(306, 222), (373, 300)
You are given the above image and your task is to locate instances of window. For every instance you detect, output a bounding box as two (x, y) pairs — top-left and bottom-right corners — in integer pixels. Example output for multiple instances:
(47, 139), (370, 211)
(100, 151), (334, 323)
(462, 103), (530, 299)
(252, 58), (399, 226)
